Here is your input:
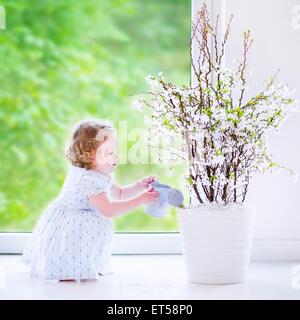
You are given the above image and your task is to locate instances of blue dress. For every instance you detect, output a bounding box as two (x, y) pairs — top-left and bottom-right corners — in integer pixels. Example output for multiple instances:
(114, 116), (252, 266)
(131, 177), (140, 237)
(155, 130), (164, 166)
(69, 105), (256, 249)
(21, 164), (115, 281)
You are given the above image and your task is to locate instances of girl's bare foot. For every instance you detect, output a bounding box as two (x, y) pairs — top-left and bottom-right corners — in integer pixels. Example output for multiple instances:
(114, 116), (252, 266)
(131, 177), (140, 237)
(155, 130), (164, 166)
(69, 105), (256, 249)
(80, 278), (98, 282)
(59, 279), (76, 282)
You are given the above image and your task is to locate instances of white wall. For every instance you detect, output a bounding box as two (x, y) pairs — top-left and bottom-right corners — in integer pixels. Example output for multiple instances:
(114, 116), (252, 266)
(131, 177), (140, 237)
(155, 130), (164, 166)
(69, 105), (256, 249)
(196, 0), (300, 240)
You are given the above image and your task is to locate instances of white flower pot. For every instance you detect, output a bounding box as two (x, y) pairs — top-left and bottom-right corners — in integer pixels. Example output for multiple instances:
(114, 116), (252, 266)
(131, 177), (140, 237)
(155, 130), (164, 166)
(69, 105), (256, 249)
(178, 204), (256, 284)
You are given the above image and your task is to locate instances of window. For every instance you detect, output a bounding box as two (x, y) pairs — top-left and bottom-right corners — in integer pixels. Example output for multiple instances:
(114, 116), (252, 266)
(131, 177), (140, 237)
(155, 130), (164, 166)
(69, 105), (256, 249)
(1, 0), (299, 259)
(0, 0), (191, 233)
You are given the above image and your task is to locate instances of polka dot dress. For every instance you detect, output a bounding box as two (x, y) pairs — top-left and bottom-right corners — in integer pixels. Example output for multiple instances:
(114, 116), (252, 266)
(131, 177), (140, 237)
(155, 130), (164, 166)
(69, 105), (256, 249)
(21, 164), (115, 281)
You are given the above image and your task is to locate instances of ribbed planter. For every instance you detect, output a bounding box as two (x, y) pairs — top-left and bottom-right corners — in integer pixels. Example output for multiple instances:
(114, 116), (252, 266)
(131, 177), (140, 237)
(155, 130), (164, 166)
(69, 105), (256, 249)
(178, 204), (256, 284)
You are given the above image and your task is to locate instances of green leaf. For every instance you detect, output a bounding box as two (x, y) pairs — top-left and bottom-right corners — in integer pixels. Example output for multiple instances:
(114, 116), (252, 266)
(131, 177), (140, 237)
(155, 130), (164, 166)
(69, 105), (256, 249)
(186, 176), (193, 186)
(209, 175), (218, 182)
(163, 118), (175, 130)
(236, 107), (244, 118)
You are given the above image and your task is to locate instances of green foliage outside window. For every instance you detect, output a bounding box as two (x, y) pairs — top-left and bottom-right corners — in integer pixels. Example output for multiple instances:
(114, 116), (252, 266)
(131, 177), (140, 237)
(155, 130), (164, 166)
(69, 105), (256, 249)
(0, 0), (190, 231)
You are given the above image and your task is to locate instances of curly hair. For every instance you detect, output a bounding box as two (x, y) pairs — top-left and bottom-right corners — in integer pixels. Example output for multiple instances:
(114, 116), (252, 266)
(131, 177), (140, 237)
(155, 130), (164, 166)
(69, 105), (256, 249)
(65, 118), (115, 170)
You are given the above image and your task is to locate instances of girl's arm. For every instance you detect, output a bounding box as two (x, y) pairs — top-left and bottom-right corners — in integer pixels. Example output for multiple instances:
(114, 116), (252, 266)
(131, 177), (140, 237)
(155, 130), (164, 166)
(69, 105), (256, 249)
(110, 182), (142, 200)
(88, 189), (159, 218)
(110, 176), (158, 200)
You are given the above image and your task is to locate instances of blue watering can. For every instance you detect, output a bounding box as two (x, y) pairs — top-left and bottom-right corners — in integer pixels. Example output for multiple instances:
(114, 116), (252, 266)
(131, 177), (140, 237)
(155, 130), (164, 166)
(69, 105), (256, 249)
(145, 179), (184, 218)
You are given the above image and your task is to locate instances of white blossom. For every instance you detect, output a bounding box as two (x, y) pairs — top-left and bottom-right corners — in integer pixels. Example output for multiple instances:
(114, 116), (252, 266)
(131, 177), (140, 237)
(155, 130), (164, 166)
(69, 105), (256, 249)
(131, 100), (144, 112)
(137, 21), (296, 206)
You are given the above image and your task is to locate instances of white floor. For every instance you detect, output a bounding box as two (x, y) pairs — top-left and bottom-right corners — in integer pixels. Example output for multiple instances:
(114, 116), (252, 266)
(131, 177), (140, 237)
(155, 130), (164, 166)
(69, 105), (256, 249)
(0, 255), (299, 300)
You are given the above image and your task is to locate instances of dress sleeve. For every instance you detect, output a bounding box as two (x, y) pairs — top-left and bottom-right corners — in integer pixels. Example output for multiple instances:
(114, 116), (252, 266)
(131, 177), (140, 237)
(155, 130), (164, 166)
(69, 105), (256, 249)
(80, 173), (109, 197)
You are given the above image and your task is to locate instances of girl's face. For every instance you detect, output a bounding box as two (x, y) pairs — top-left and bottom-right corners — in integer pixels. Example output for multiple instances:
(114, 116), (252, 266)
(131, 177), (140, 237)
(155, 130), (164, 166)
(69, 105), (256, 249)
(94, 132), (117, 174)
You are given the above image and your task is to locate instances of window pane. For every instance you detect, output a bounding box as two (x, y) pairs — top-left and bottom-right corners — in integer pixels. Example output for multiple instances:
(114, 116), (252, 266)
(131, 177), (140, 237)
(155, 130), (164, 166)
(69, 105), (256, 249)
(0, 0), (190, 232)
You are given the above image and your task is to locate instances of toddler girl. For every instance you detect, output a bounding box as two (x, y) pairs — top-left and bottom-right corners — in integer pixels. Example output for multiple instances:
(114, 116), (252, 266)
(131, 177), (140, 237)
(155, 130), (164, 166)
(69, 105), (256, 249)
(21, 118), (159, 281)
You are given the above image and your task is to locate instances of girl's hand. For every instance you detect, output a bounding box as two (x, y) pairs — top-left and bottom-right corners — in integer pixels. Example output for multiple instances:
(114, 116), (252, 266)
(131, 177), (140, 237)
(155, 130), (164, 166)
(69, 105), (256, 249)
(138, 176), (159, 190)
(138, 189), (159, 205)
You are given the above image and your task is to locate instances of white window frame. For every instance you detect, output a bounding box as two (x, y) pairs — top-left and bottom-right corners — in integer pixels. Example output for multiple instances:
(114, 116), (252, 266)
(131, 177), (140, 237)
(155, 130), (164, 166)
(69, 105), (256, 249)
(1, 232), (300, 260)
(1, 0), (300, 260)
